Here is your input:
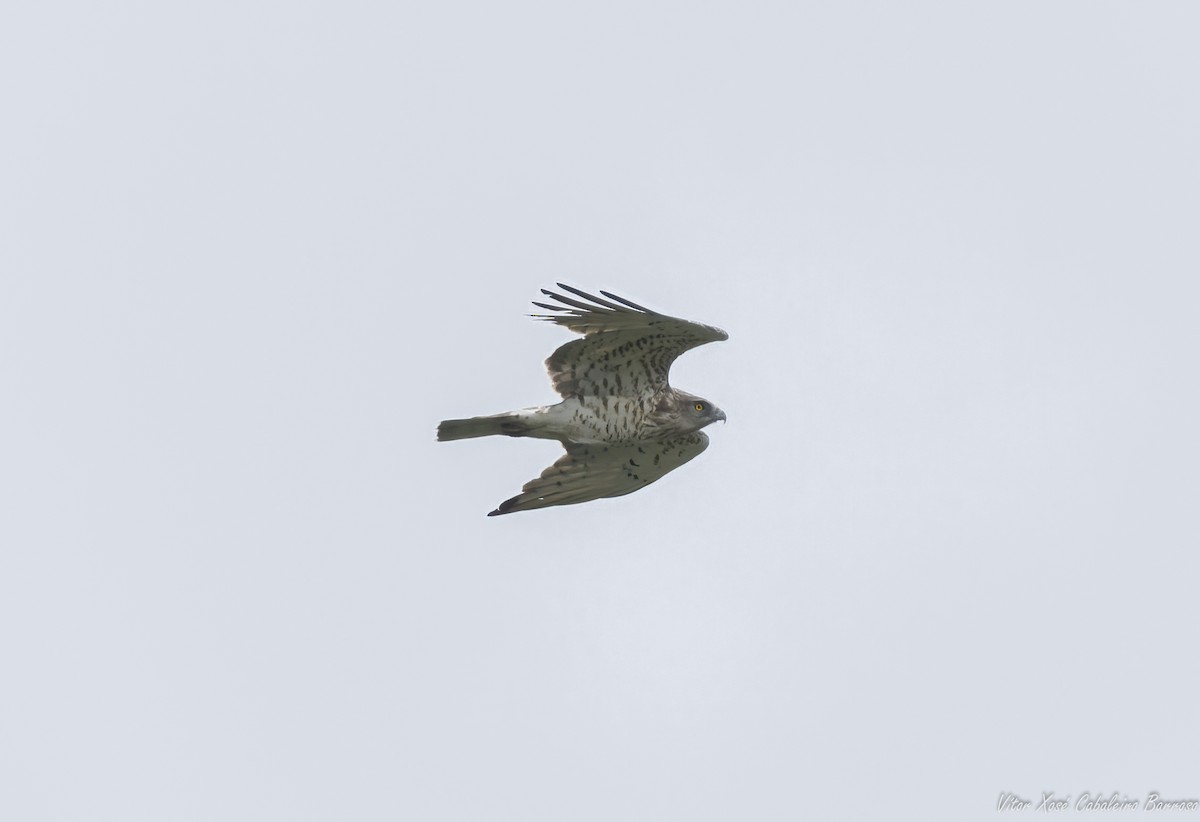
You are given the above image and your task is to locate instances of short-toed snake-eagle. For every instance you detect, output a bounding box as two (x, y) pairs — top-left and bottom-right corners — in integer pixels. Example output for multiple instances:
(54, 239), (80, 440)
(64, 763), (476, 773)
(437, 284), (728, 516)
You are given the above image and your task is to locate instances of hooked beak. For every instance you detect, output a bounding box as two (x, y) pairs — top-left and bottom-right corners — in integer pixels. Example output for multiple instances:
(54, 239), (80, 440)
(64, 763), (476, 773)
(716, 409), (727, 423)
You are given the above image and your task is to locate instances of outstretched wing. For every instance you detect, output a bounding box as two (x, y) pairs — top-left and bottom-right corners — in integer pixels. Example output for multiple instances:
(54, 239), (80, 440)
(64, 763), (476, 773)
(533, 284), (728, 399)
(488, 433), (710, 516)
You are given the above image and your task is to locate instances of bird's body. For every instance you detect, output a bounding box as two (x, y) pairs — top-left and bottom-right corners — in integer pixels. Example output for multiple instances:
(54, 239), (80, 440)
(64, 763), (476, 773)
(439, 390), (707, 445)
(438, 284), (728, 516)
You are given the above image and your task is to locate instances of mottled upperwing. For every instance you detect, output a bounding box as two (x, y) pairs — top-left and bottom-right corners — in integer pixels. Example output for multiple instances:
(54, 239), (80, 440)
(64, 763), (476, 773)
(533, 284), (728, 399)
(488, 433), (710, 516)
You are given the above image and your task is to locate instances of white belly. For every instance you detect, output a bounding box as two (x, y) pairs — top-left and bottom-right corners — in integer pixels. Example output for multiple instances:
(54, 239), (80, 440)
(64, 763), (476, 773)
(515, 398), (649, 444)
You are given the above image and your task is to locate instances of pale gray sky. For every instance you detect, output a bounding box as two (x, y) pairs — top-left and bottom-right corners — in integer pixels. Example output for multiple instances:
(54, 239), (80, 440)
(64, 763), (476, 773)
(2, 2), (1198, 820)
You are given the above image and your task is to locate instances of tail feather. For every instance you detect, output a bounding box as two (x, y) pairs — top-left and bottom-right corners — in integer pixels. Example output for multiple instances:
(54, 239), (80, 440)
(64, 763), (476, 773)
(437, 413), (530, 441)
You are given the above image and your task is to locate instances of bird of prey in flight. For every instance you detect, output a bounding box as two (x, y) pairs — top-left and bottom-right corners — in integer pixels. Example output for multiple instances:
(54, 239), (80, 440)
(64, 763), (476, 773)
(437, 284), (728, 516)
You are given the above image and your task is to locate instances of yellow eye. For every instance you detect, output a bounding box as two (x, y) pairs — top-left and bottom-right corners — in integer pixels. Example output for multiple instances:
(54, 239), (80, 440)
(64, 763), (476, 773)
(694, 403), (704, 412)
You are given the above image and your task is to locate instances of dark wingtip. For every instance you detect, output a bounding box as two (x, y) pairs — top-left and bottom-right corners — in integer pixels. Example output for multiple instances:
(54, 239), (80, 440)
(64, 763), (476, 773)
(488, 496), (519, 517)
(598, 290), (651, 312)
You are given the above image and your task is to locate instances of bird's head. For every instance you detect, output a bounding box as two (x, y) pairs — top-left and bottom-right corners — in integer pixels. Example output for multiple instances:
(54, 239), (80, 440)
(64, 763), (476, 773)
(677, 392), (727, 431)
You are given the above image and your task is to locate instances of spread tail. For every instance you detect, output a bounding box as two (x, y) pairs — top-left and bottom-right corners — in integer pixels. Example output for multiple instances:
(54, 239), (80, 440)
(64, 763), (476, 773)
(437, 413), (531, 441)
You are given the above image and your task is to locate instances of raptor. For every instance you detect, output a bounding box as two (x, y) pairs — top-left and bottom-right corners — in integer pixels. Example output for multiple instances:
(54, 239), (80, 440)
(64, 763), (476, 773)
(437, 284), (728, 516)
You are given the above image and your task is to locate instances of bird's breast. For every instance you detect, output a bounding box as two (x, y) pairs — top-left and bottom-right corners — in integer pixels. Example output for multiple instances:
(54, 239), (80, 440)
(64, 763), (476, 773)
(547, 395), (660, 444)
